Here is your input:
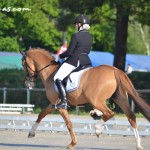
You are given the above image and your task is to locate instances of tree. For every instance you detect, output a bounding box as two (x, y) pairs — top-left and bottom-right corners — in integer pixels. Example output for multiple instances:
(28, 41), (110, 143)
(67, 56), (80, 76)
(131, 0), (150, 55)
(0, 0), (62, 52)
(113, 1), (130, 71)
(59, 0), (150, 71)
(128, 23), (150, 55)
(137, 24), (150, 55)
(0, 0), (149, 70)
(59, 0), (115, 51)
(112, 0), (150, 70)
(59, 0), (130, 70)
(0, 2), (20, 52)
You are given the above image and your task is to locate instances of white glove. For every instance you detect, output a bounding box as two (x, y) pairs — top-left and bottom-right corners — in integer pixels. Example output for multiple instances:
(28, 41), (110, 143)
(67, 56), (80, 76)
(52, 54), (60, 62)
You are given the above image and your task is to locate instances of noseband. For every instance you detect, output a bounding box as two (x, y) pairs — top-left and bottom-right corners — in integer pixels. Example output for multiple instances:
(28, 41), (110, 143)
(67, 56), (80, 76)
(22, 51), (57, 81)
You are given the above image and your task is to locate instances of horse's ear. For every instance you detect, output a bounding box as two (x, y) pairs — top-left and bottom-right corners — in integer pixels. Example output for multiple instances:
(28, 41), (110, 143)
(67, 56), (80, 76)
(19, 50), (26, 56)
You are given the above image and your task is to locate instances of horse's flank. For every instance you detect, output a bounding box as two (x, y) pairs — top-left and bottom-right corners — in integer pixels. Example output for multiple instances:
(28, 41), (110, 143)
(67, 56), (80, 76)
(75, 65), (117, 105)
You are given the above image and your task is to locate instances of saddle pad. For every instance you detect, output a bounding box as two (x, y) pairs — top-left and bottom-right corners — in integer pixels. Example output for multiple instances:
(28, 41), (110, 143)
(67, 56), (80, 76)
(66, 68), (90, 92)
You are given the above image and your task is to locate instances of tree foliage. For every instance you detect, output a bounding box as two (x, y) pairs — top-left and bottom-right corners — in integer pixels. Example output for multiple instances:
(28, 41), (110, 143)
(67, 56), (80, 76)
(59, 1), (116, 51)
(112, 0), (150, 70)
(0, 0), (149, 68)
(0, 0), (62, 52)
(128, 24), (150, 55)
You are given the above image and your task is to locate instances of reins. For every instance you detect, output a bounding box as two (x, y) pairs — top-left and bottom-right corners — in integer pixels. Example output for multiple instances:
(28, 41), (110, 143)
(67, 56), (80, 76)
(36, 60), (57, 73)
(22, 51), (58, 80)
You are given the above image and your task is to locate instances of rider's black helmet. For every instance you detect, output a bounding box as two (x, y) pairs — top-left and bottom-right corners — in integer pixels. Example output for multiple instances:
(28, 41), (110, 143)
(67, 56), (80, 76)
(74, 14), (90, 24)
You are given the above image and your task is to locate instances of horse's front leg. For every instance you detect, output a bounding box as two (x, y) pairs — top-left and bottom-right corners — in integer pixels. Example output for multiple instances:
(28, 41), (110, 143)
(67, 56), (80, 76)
(58, 109), (77, 150)
(28, 104), (55, 138)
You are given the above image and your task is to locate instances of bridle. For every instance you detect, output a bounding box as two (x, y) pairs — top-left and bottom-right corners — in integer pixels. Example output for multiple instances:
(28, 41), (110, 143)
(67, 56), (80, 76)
(21, 51), (57, 82)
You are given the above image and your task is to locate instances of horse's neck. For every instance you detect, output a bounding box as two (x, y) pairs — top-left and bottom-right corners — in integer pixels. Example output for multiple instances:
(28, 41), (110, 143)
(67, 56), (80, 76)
(39, 64), (59, 86)
(40, 64), (59, 102)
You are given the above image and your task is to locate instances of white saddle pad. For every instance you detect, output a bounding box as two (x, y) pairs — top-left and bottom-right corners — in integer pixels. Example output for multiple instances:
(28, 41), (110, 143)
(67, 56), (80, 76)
(54, 68), (90, 93)
(66, 68), (90, 92)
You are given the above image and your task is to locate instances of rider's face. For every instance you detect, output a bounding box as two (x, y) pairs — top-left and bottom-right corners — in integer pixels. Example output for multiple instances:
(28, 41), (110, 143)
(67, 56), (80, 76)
(75, 23), (81, 30)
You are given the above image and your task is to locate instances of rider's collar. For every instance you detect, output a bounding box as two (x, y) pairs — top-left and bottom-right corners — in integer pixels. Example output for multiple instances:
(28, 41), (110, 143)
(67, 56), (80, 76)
(78, 29), (87, 32)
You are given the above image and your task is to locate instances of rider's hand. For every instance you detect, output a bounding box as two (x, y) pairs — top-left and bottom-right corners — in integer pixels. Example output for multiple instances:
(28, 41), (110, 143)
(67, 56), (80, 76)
(54, 55), (60, 62)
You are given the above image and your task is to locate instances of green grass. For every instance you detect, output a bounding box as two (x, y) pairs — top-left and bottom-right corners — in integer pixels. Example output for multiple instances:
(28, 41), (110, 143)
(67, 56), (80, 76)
(33, 107), (145, 118)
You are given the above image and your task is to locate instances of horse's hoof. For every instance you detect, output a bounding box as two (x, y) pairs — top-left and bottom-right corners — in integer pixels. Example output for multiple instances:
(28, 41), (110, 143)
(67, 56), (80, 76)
(95, 128), (102, 138)
(95, 131), (102, 138)
(67, 146), (74, 150)
(28, 132), (35, 138)
(137, 146), (144, 150)
(67, 144), (75, 150)
(95, 123), (103, 138)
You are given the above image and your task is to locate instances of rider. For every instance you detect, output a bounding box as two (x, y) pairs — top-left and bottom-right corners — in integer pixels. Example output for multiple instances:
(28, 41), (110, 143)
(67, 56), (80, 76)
(54, 14), (93, 109)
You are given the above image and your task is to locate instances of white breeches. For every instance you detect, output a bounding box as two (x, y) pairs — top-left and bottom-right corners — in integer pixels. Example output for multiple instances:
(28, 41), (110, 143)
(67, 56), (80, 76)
(54, 62), (77, 81)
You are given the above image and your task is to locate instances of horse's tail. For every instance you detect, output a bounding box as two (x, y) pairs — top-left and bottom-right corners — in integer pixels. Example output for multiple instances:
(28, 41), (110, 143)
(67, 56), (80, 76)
(114, 69), (150, 122)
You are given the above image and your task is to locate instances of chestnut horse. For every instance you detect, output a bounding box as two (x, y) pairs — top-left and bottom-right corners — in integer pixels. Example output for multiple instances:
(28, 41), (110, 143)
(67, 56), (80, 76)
(20, 48), (150, 150)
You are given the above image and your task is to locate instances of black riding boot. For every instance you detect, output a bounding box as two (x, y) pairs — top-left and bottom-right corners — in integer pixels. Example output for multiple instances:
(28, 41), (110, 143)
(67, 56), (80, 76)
(55, 79), (69, 109)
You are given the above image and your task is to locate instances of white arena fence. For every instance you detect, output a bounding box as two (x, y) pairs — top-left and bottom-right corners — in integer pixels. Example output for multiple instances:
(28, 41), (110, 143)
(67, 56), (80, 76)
(0, 116), (149, 136)
(0, 104), (35, 114)
(0, 88), (150, 113)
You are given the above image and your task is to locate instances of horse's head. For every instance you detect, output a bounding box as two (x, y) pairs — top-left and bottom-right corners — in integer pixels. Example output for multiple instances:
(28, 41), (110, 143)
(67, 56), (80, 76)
(20, 48), (60, 89)
(20, 50), (37, 89)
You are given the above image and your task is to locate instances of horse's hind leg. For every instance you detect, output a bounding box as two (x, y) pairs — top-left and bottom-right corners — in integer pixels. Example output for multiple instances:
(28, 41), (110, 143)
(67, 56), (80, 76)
(113, 93), (143, 150)
(28, 104), (55, 138)
(58, 108), (77, 150)
(93, 102), (115, 137)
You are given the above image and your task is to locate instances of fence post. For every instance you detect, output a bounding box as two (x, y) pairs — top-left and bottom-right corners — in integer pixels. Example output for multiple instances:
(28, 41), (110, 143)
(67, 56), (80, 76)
(76, 106), (85, 115)
(131, 101), (135, 112)
(76, 106), (80, 115)
(3, 87), (7, 103)
(27, 88), (30, 104)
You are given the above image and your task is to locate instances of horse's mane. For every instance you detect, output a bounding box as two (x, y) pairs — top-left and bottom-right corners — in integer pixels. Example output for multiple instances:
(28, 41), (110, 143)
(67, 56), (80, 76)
(28, 48), (55, 60)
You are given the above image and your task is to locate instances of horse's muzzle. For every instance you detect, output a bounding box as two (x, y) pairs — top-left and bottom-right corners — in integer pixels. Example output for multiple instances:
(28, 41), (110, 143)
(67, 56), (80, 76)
(25, 77), (35, 90)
